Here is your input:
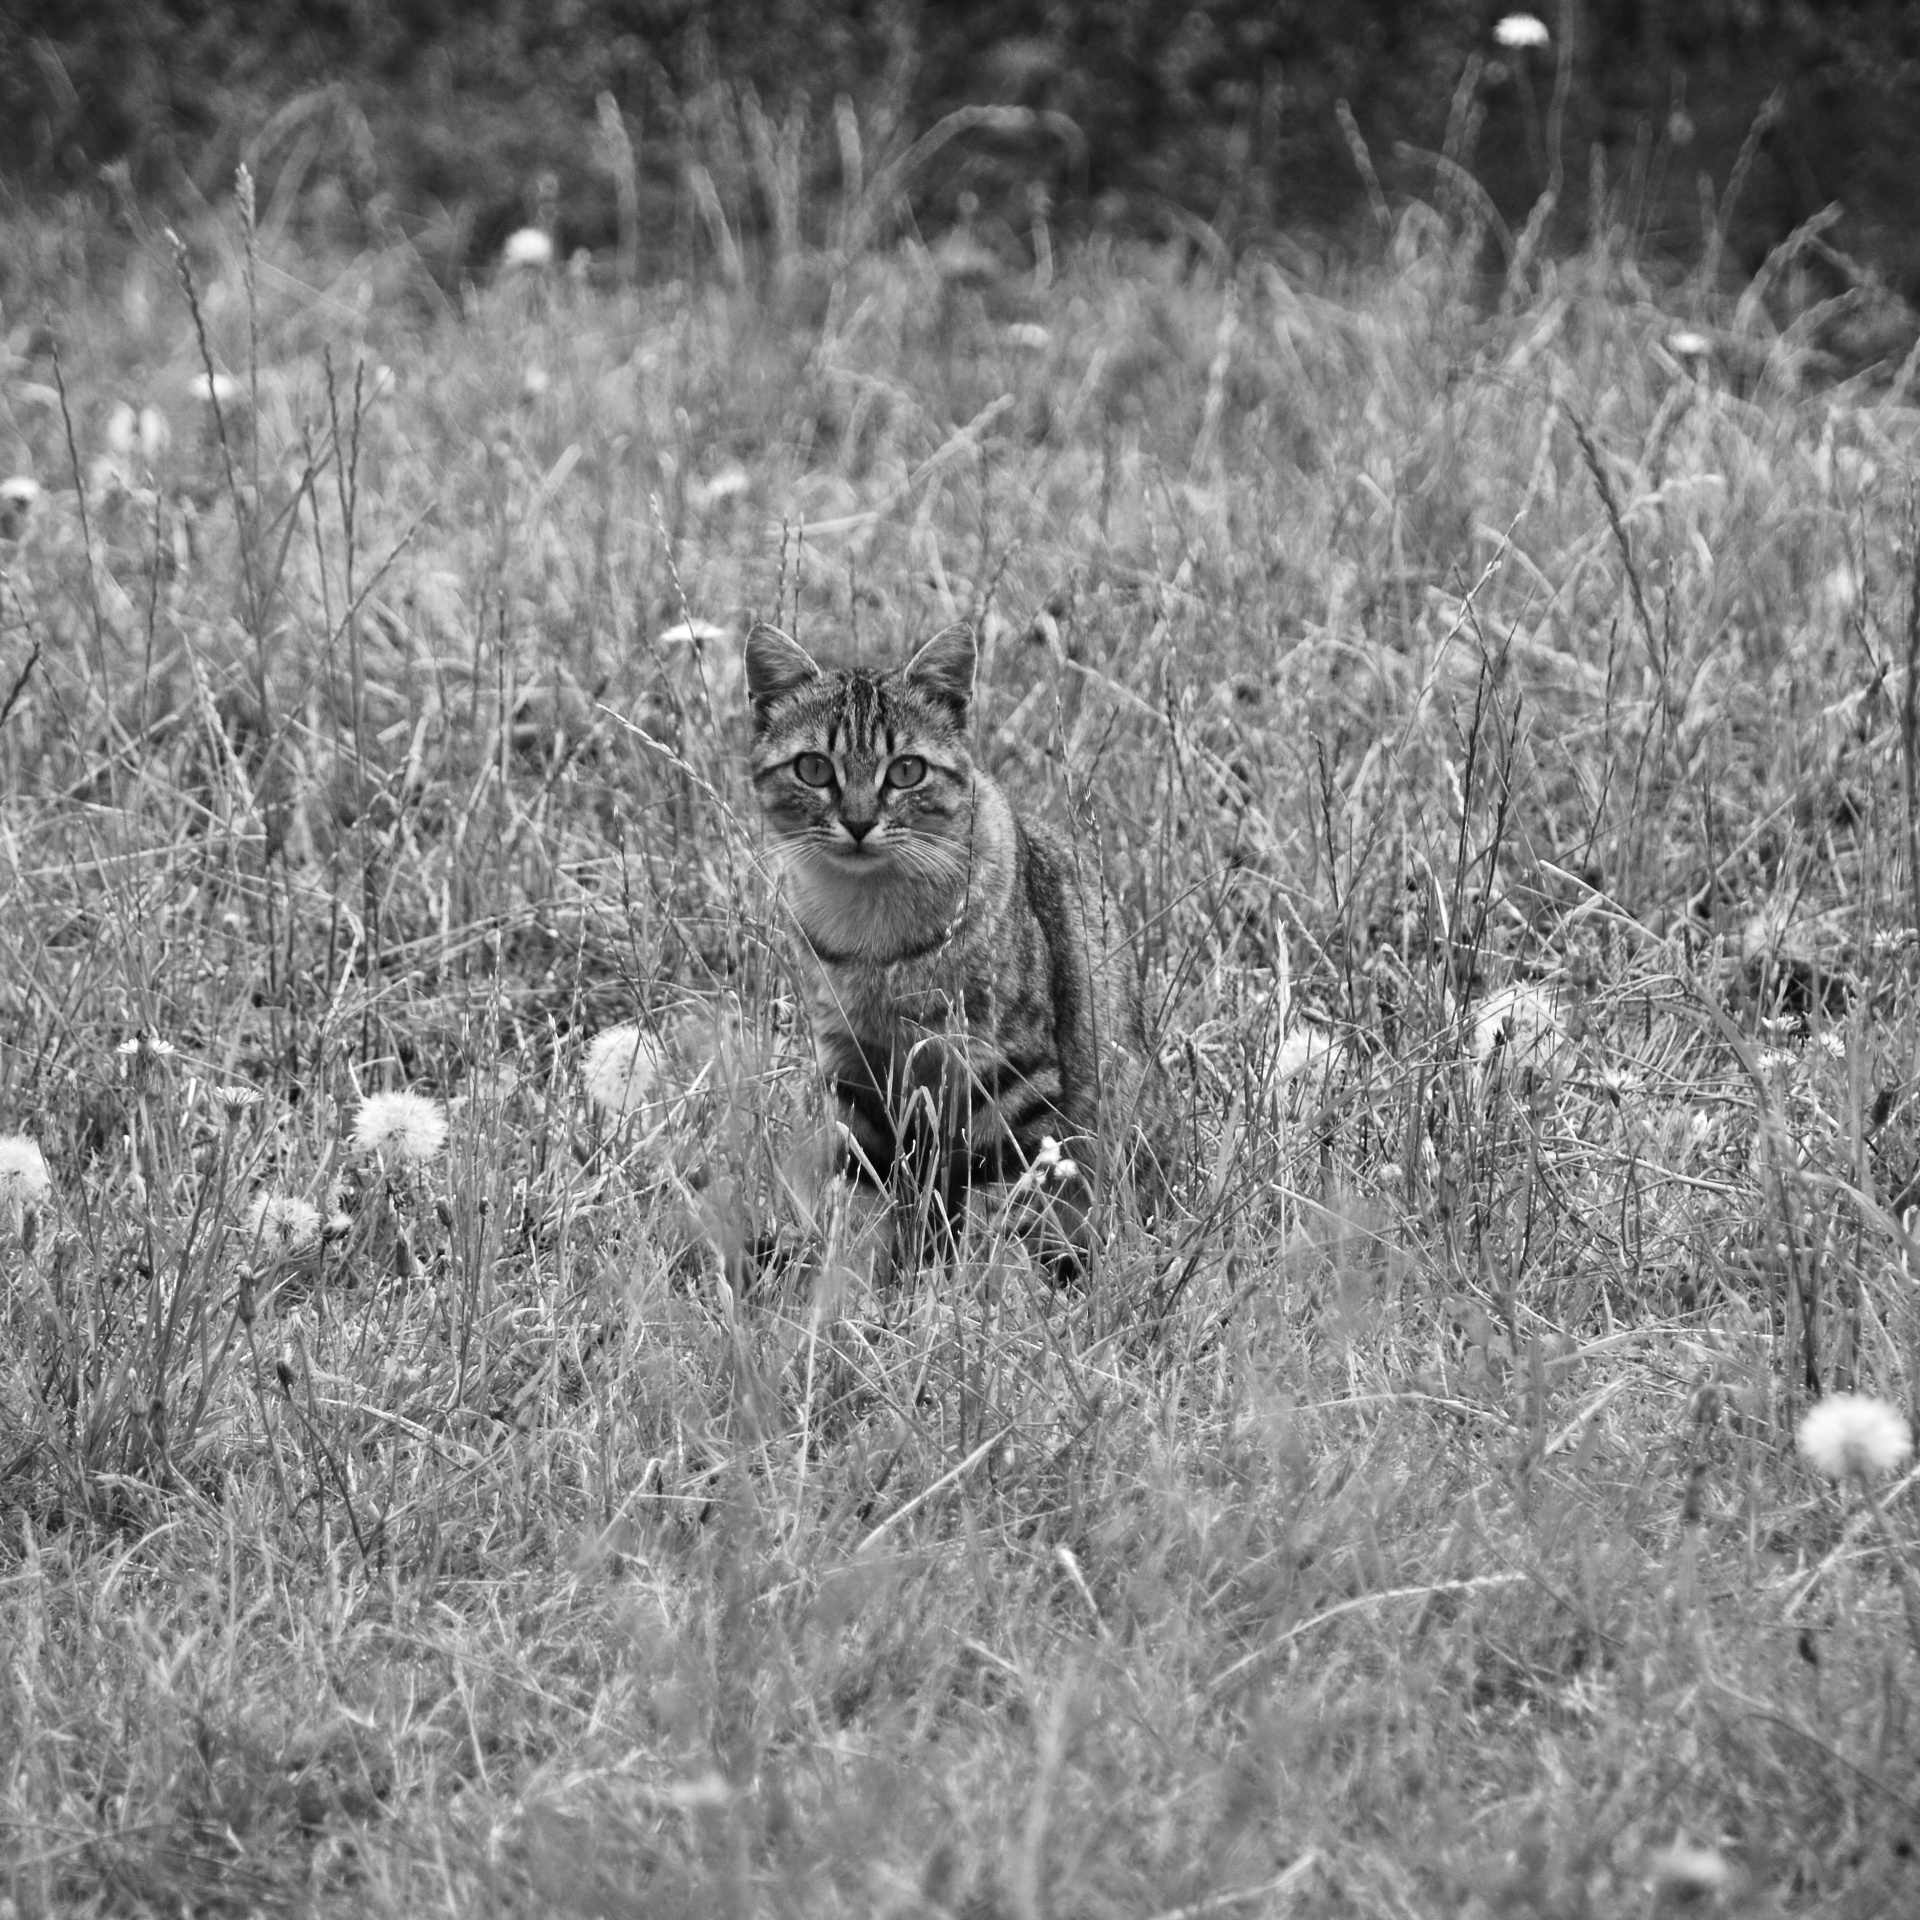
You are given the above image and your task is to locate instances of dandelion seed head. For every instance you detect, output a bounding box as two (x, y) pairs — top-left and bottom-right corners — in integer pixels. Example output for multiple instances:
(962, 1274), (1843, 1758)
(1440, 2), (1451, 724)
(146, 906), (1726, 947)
(583, 1023), (669, 1118)
(351, 1089), (448, 1165)
(0, 1135), (53, 1212)
(1797, 1393), (1913, 1482)
(246, 1193), (322, 1258)
(1494, 13), (1550, 49)
(503, 227), (555, 271)
(1471, 983), (1569, 1077)
(1275, 1023), (1339, 1084)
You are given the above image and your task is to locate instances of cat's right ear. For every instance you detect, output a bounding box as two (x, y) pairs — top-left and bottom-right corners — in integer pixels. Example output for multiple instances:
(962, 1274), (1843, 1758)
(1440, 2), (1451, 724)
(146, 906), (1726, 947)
(744, 624), (820, 719)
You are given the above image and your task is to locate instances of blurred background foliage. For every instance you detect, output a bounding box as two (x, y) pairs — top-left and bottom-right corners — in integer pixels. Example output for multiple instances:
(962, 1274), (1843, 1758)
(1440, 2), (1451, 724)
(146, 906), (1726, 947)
(2, 0), (1917, 297)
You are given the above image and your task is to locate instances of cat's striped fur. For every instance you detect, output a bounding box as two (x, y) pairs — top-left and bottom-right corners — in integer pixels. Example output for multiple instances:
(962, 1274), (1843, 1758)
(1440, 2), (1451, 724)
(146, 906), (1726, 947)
(745, 621), (1148, 1273)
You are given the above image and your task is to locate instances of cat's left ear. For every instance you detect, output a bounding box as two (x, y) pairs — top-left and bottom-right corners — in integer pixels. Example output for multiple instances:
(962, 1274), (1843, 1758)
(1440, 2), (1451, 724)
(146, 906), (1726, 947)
(745, 623), (820, 717)
(905, 624), (977, 716)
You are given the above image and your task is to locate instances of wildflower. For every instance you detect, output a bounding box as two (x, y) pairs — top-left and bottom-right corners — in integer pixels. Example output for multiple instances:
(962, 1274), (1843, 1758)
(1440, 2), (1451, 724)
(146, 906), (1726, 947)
(1494, 14), (1550, 49)
(520, 365), (551, 400)
(658, 617), (728, 647)
(189, 370), (242, 405)
(213, 1084), (262, 1122)
(246, 1193), (322, 1259)
(0, 1135), (53, 1216)
(1669, 330), (1712, 361)
(1648, 1835), (1732, 1901)
(1003, 323), (1052, 352)
(116, 1033), (178, 1069)
(0, 475), (41, 540)
(1597, 1063), (1642, 1100)
(1756, 1048), (1795, 1075)
(503, 227), (555, 271)
(351, 1089), (448, 1165)
(1797, 1394), (1913, 1482)
(106, 402), (139, 460)
(1013, 1134), (1079, 1191)
(1811, 1030), (1845, 1058)
(687, 466), (751, 511)
(583, 1023), (668, 1118)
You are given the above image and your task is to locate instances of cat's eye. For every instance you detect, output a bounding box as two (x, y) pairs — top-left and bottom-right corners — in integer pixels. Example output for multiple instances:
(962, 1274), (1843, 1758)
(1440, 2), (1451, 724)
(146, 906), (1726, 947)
(792, 752), (836, 788)
(884, 756), (927, 790)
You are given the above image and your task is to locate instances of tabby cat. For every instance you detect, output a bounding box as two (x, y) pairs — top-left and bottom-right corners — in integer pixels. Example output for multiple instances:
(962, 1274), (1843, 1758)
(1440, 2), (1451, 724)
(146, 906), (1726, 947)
(745, 621), (1150, 1275)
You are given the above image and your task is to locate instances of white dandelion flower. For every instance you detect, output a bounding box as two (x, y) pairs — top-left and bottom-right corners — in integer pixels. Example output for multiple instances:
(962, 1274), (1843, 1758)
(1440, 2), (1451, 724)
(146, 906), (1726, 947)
(106, 401), (140, 460)
(189, 370), (242, 405)
(1797, 1394), (1913, 1482)
(0, 1135), (53, 1214)
(583, 1023), (669, 1118)
(1494, 14), (1550, 49)
(0, 475), (42, 539)
(246, 1193), (322, 1258)
(1647, 1836), (1732, 1899)
(1810, 1030), (1845, 1059)
(658, 617), (729, 647)
(213, 1083), (262, 1121)
(116, 1033), (178, 1069)
(1757, 1048), (1796, 1074)
(687, 466), (751, 511)
(503, 227), (555, 271)
(351, 1089), (448, 1165)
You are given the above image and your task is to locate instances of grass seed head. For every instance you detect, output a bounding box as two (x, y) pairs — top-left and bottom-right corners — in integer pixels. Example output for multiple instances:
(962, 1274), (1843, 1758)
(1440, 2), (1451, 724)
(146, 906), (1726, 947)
(1796, 1394), (1913, 1482)
(352, 1090), (449, 1166)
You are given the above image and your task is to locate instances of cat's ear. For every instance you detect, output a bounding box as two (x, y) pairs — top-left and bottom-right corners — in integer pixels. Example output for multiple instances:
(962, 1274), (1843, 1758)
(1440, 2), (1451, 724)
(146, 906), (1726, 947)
(745, 624), (820, 716)
(905, 624), (977, 716)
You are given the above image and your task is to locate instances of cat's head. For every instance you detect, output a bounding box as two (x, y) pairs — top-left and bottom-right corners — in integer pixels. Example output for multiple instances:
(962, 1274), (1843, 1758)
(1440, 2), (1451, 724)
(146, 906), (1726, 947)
(744, 624), (978, 882)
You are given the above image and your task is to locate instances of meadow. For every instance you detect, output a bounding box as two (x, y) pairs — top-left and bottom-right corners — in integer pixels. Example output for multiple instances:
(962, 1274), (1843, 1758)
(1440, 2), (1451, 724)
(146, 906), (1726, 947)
(3, 126), (1920, 1917)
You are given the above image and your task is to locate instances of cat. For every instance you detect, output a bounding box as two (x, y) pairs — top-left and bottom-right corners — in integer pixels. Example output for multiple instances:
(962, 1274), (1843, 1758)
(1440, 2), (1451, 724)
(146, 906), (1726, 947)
(745, 620), (1152, 1278)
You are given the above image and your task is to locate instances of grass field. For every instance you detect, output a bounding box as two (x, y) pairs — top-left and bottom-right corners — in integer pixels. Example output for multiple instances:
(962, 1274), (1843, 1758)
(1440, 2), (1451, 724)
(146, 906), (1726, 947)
(4, 149), (1920, 1917)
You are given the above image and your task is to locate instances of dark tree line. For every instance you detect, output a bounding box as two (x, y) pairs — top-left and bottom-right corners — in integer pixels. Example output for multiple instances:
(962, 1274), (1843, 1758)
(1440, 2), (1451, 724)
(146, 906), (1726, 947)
(3, 1), (1917, 292)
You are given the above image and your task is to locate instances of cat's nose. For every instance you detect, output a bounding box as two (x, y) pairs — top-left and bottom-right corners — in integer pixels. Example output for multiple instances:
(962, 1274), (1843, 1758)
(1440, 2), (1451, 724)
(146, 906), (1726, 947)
(843, 818), (875, 843)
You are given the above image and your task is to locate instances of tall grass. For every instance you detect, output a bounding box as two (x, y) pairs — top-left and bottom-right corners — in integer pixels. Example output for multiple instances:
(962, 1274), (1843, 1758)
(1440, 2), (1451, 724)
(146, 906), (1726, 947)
(2, 109), (1920, 1915)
